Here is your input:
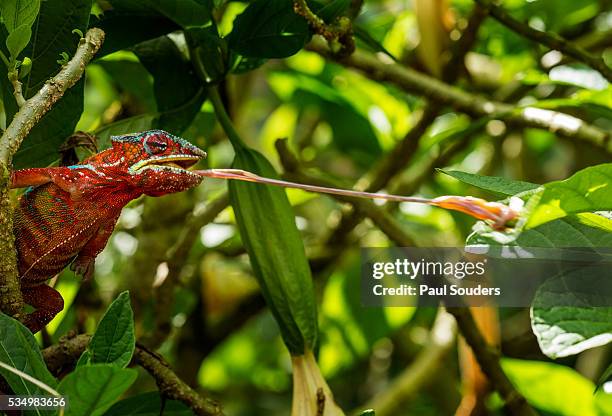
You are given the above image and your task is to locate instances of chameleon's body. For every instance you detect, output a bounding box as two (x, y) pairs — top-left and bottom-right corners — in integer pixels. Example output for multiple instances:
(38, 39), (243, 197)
(11, 130), (205, 332)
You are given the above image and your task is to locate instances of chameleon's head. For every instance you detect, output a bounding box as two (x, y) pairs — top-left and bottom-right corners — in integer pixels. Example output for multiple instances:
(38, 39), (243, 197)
(110, 130), (206, 196)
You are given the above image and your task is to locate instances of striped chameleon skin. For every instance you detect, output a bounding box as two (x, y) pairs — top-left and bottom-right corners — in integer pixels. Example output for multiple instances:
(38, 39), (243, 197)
(10, 130), (206, 332)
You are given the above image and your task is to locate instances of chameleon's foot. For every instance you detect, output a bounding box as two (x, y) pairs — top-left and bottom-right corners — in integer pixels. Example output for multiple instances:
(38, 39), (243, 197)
(70, 256), (95, 281)
(22, 285), (64, 333)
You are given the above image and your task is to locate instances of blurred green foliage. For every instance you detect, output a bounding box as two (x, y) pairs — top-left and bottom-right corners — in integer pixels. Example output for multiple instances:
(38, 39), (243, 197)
(1, 0), (611, 414)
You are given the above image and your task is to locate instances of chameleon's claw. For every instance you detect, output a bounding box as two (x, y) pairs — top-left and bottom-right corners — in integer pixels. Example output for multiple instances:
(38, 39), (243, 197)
(70, 257), (95, 281)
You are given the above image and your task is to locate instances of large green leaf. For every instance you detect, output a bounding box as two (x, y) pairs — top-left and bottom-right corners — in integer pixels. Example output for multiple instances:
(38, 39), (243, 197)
(440, 169), (539, 197)
(5, 24), (32, 59)
(597, 362), (612, 391)
(468, 213), (612, 255)
(0, 0), (40, 33)
(134, 35), (207, 134)
(143, 0), (212, 28)
(227, 0), (311, 59)
(228, 146), (318, 355)
(531, 266), (612, 358)
(103, 391), (193, 416)
(58, 365), (137, 416)
(0, 313), (57, 405)
(502, 359), (612, 416)
(527, 163), (612, 228)
(78, 291), (135, 368)
(92, 2), (179, 58)
(97, 59), (156, 112)
(0, 0), (40, 60)
(12, 0), (93, 168)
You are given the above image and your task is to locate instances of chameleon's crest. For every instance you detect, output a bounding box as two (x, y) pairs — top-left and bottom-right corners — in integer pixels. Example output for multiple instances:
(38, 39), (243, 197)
(107, 130), (206, 175)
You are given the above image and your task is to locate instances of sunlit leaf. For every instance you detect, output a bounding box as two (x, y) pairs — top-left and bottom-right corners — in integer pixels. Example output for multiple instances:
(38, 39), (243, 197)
(502, 359), (612, 415)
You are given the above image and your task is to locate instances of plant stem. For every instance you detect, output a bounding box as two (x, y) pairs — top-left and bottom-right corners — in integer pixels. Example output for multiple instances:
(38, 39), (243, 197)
(209, 86), (246, 150)
(0, 50), (9, 67)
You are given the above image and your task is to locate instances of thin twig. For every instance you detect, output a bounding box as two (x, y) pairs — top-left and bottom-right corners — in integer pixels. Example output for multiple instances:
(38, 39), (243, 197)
(307, 39), (611, 152)
(293, 0), (355, 55)
(42, 334), (224, 416)
(0, 28), (105, 163)
(474, 0), (612, 83)
(445, 307), (537, 416)
(8, 72), (26, 107)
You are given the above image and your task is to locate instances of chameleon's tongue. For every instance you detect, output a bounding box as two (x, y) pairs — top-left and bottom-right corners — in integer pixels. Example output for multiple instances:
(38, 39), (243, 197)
(193, 169), (519, 230)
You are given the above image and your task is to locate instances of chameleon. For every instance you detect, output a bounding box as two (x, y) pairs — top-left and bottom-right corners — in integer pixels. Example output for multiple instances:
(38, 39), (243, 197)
(10, 130), (206, 333)
(8, 128), (518, 333)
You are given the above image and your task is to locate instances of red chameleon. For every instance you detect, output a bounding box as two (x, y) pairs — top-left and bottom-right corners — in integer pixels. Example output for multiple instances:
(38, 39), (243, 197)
(10, 130), (206, 332)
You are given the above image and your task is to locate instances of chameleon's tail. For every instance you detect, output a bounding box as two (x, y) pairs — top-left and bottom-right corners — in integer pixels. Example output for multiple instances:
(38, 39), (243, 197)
(194, 168), (519, 229)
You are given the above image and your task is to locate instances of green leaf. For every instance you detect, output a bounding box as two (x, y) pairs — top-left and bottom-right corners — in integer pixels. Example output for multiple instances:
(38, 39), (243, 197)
(97, 59), (156, 112)
(92, 5), (180, 58)
(79, 291), (135, 368)
(5, 24), (31, 59)
(134, 35), (207, 134)
(103, 391), (193, 416)
(467, 213), (612, 255)
(187, 26), (227, 83)
(531, 266), (612, 358)
(0, 313), (57, 401)
(228, 146), (318, 355)
(353, 25), (396, 60)
(227, 0), (311, 59)
(58, 365), (137, 416)
(502, 358), (612, 416)
(527, 163), (612, 228)
(0, 0), (40, 33)
(597, 362), (612, 391)
(12, 0), (93, 168)
(315, 0), (351, 23)
(143, 0), (213, 28)
(440, 170), (540, 197)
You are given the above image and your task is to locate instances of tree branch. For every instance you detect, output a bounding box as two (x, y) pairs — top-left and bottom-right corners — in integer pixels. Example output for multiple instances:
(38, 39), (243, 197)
(307, 39), (611, 152)
(474, 0), (612, 83)
(0, 28), (105, 320)
(445, 307), (537, 416)
(42, 334), (224, 416)
(0, 28), (105, 163)
(293, 0), (355, 56)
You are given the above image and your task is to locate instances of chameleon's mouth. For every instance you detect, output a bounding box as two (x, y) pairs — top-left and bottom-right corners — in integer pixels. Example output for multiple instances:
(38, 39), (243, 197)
(130, 154), (204, 174)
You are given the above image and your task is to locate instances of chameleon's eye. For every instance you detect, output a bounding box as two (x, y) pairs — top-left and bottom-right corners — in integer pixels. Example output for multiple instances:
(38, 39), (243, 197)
(146, 139), (167, 154)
